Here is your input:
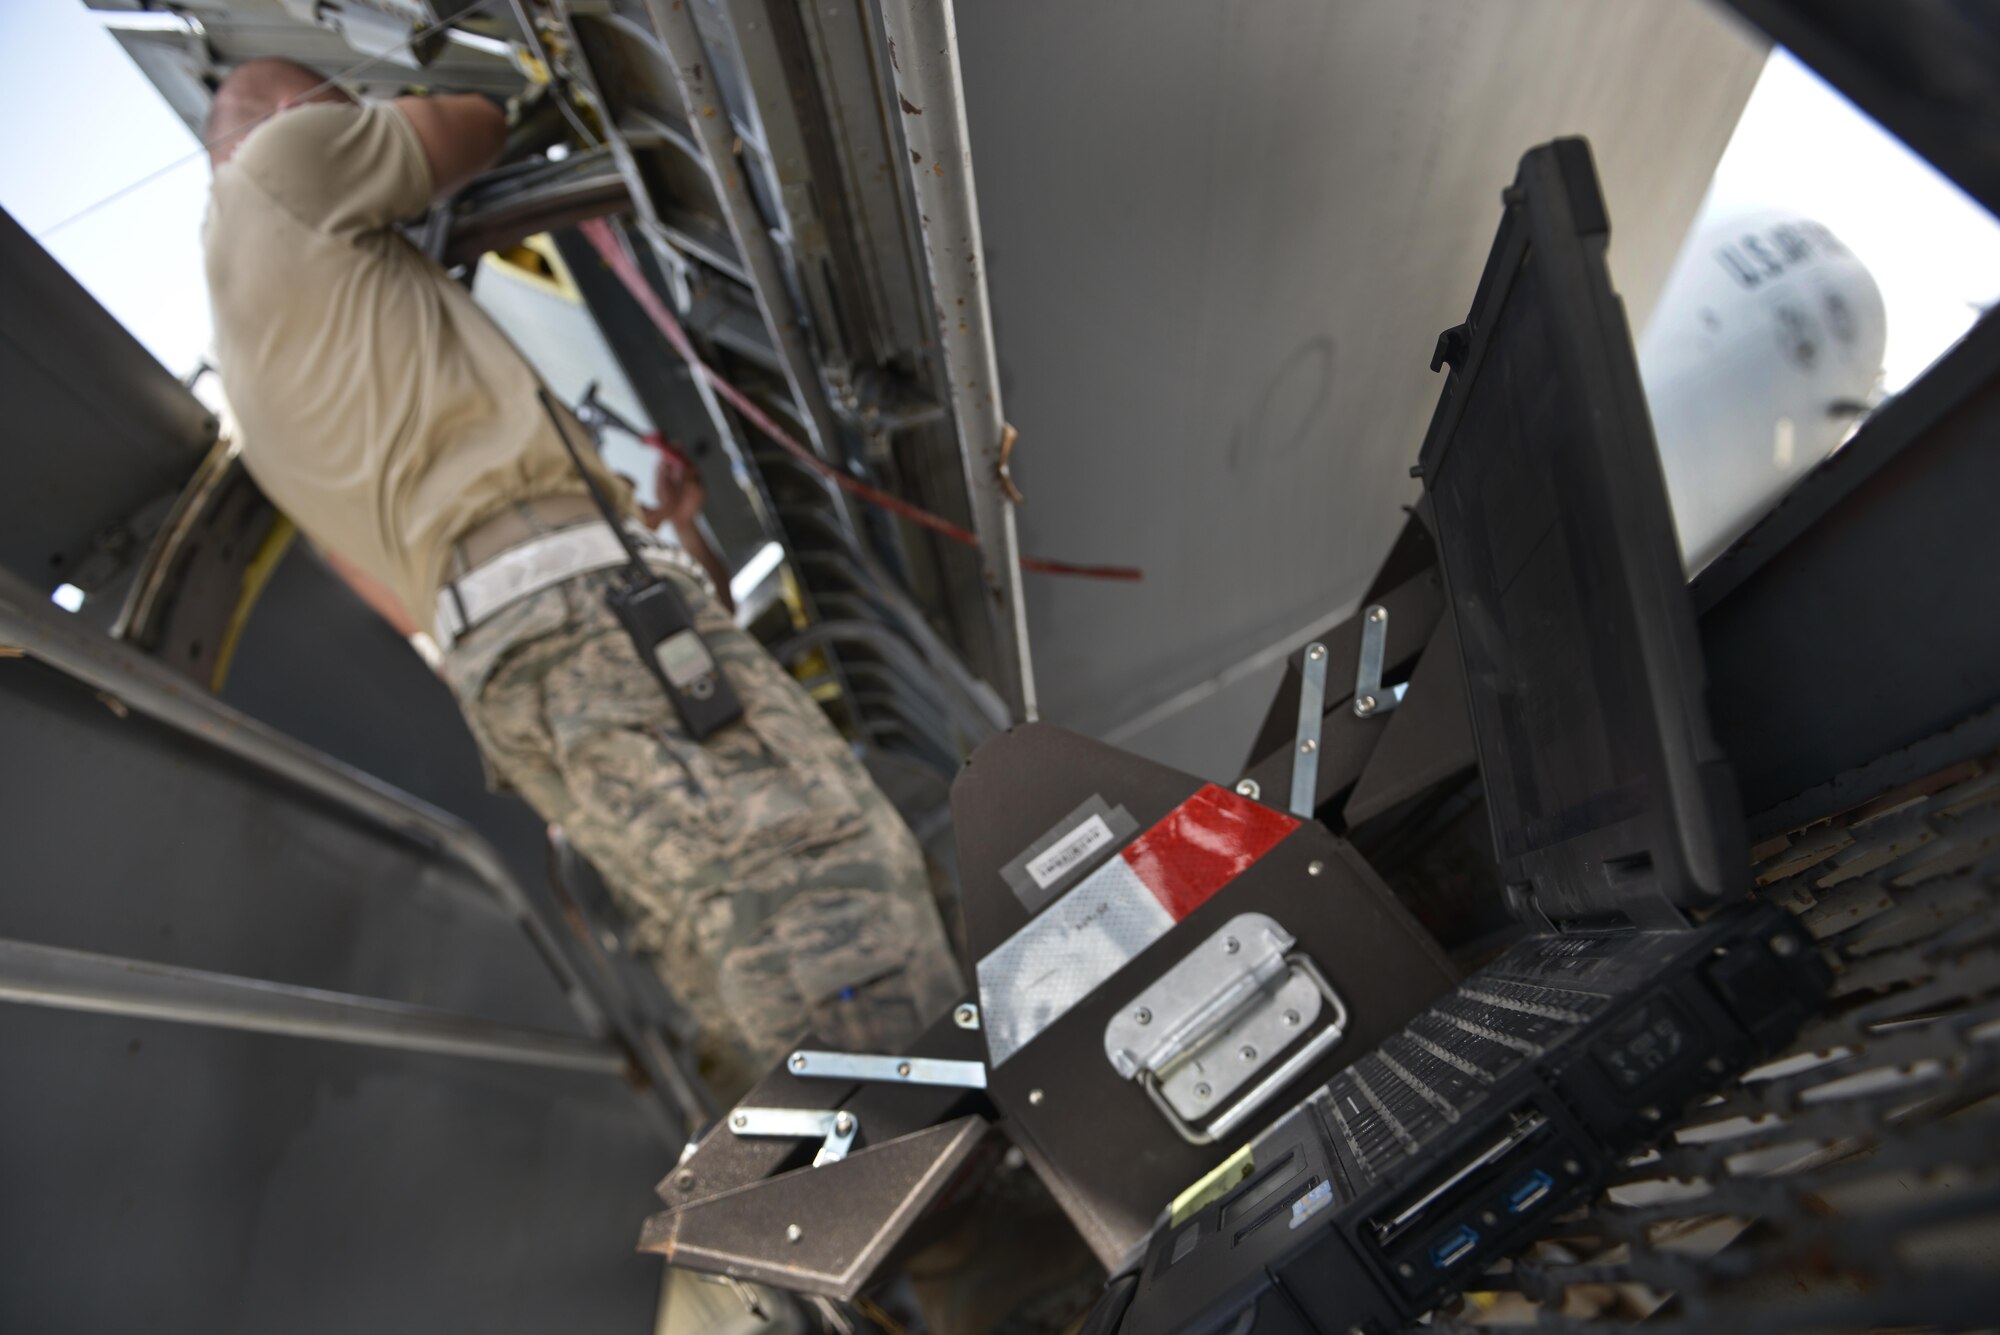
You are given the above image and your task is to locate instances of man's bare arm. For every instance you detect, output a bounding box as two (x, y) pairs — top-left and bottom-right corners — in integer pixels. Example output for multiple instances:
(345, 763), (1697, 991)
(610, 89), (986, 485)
(320, 546), (420, 640)
(391, 94), (507, 201)
(674, 518), (737, 617)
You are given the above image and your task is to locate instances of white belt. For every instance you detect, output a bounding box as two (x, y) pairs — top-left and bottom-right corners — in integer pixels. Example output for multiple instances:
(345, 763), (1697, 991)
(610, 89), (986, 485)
(434, 522), (703, 651)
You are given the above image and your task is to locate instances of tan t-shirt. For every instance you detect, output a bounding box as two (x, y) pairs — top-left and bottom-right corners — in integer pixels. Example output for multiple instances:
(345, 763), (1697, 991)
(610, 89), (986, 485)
(204, 101), (632, 631)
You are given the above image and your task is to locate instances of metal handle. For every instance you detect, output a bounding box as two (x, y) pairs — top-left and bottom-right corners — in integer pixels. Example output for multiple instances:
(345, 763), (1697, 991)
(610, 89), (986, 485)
(1139, 953), (1350, 1146)
(1139, 948), (1291, 1077)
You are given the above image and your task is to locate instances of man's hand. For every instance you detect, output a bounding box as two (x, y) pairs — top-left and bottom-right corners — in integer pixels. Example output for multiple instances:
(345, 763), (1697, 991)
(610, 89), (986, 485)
(642, 439), (706, 530)
(636, 440), (735, 615)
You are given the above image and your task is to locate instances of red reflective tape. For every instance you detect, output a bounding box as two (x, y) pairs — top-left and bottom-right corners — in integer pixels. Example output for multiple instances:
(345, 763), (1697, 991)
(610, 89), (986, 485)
(1119, 784), (1300, 921)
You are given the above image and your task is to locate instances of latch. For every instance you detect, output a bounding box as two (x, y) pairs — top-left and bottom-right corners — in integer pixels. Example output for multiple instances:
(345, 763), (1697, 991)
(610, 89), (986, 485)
(1353, 603), (1409, 718)
(784, 1050), (987, 1089)
(727, 1106), (859, 1166)
(1103, 913), (1348, 1145)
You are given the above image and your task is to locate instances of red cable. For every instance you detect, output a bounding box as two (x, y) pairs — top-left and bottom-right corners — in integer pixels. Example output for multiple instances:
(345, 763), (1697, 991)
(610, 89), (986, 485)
(577, 219), (1142, 582)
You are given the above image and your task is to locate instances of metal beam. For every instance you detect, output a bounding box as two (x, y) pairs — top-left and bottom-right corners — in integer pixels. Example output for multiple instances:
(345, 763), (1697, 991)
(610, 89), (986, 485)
(635, 0), (853, 488)
(0, 938), (628, 1076)
(874, 0), (1034, 721)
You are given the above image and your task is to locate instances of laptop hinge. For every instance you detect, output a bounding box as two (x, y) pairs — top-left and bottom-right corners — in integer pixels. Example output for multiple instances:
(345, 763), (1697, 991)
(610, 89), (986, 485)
(1509, 883), (1692, 934)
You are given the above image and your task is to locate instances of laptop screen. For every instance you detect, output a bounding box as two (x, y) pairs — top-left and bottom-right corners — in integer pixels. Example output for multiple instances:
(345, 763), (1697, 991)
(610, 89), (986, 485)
(1416, 139), (1745, 925)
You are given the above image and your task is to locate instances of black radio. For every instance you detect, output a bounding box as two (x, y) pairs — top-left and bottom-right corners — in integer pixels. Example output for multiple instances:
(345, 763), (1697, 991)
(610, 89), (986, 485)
(538, 388), (744, 740)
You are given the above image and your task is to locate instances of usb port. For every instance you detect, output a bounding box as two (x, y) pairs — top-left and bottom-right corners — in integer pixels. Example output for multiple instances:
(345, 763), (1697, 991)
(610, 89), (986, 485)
(1504, 1170), (1554, 1215)
(1428, 1224), (1480, 1269)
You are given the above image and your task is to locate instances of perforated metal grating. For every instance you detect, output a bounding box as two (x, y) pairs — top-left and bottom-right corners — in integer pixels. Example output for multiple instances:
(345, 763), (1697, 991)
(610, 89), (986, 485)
(1439, 755), (2000, 1332)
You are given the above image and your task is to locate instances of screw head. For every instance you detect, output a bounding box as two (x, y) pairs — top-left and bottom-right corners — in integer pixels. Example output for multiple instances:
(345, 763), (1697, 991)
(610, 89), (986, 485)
(790, 1053), (807, 1071)
(1223, 936), (1240, 954)
(1355, 695), (1378, 716)
(1770, 934), (1800, 957)
(1398, 1263), (1416, 1278)
(1641, 1106), (1662, 1122)
(1284, 1009), (1302, 1027)
(1235, 778), (1261, 799)
(1563, 1159), (1583, 1176)
(785, 1223), (803, 1244)
(675, 1170), (696, 1191)
(1299, 737), (1317, 754)
(731, 1112), (748, 1129)
(834, 1112), (855, 1135)
(1307, 859), (1325, 877)
(1705, 1057), (1727, 1073)
(1240, 1045), (1258, 1062)
(1028, 1088), (1045, 1106)
(1367, 606), (1386, 624)
(896, 1061), (913, 1077)
(1133, 1007), (1153, 1025)
(953, 1003), (979, 1029)
(1307, 644), (1326, 662)
(1195, 1082), (1213, 1100)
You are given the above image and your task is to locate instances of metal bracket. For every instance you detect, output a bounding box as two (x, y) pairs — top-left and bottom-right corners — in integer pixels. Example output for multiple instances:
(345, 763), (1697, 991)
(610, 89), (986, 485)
(1352, 603), (1408, 717)
(1104, 913), (1349, 1146)
(786, 1049), (988, 1089)
(1291, 641), (1328, 816)
(728, 1106), (860, 1166)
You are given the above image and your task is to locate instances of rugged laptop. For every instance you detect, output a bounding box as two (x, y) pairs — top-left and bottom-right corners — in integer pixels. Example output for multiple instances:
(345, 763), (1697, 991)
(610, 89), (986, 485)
(1106, 138), (1831, 1335)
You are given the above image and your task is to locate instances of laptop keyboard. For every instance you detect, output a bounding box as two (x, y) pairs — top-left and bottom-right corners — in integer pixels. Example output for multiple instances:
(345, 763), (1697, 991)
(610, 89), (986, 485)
(1323, 937), (1636, 1189)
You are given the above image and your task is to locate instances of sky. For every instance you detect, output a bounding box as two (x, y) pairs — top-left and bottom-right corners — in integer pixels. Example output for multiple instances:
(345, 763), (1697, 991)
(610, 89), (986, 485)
(0, 3), (215, 378)
(2, 9), (1997, 397)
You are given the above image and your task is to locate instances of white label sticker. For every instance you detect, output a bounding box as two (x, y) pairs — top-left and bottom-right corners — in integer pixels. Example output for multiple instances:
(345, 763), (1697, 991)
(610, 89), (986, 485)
(1024, 814), (1116, 890)
(976, 856), (1171, 1066)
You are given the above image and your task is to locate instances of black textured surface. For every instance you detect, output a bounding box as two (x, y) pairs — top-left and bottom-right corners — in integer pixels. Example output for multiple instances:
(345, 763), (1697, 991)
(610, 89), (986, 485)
(1417, 138), (1742, 927)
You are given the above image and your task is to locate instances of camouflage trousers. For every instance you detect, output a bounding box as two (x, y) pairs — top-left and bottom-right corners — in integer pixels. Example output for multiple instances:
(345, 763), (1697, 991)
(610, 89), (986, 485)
(443, 560), (963, 1098)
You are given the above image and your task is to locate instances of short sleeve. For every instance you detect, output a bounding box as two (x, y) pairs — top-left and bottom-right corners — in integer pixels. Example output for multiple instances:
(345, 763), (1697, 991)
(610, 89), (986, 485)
(228, 102), (434, 237)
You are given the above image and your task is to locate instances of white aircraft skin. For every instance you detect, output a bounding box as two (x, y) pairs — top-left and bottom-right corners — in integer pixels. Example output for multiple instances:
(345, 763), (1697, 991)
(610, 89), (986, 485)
(1641, 208), (1887, 572)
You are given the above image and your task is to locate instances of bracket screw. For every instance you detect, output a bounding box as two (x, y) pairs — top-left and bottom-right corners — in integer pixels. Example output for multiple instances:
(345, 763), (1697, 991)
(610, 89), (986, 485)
(790, 1054), (807, 1071)
(786, 1224), (803, 1244)
(1133, 1007), (1152, 1025)
(1235, 778), (1260, 799)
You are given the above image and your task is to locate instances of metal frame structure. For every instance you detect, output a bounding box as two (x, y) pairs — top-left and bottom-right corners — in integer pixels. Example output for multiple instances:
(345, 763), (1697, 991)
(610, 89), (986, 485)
(0, 566), (713, 1133)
